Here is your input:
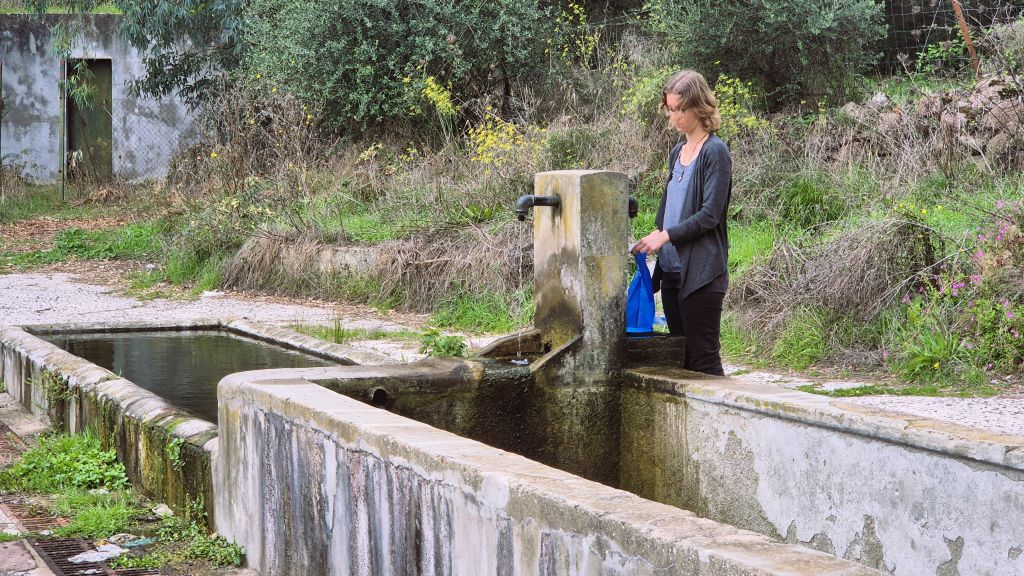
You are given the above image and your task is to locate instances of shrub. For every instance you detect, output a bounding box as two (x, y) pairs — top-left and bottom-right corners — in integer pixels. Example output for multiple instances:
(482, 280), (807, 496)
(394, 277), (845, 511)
(644, 0), (886, 105)
(242, 0), (554, 131)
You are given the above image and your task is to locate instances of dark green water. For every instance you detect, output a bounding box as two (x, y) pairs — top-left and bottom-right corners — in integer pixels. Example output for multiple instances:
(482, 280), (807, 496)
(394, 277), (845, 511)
(44, 330), (334, 423)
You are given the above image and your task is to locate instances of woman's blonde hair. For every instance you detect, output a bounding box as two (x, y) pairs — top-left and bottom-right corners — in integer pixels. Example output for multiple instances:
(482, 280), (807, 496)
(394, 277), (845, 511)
(662, 70), (722, 133)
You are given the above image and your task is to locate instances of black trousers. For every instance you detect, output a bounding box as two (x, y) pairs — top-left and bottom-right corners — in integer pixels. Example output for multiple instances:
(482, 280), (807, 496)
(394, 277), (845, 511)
(661, 274), (726, 376)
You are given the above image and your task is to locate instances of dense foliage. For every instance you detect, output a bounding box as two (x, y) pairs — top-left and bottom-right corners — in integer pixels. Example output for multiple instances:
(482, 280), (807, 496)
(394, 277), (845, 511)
(116, 0), (244, 105)
(241, 0), (553, 130)
(644, 0), (887, 104)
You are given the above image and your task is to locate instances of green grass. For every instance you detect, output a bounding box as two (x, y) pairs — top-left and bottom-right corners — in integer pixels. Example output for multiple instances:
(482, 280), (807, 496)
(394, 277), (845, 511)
(729, 221), (785, 276)
(1, 222), (164, 270)
(720, 312), (762, 361)
(53, 490), (141, 538)
(863, 74), (964, 105)
(430, 288), (533, 334)
(770, 308), (828, 370)
(797, 381), (1000, 398)
(291, 320), (421, 344)
(0, 185), (107, 223)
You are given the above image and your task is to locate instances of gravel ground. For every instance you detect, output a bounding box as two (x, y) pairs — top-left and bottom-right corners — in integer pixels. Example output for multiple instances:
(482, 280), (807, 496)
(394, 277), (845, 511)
(0, 272), (345, 326)
(4, 270), (1024, 438)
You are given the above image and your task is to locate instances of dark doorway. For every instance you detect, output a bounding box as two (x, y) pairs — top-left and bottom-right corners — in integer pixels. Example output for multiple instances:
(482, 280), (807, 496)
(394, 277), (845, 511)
(65, 58), (113, 181)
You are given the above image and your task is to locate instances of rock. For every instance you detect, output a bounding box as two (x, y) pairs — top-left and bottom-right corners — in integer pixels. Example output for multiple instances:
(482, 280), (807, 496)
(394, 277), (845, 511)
(982, 98), (1024, 131)
(940, 109), (968, 134)
(152, 504), (174, 517)
(867, 92), (890, 110)
(68, 544), (127, 564)
(877, 110), (907, 136)
(107, 533), (139, 545)
(841, 101), (872, 125)
(915, 94), (944, 119)
(986, 131), (1014, 157)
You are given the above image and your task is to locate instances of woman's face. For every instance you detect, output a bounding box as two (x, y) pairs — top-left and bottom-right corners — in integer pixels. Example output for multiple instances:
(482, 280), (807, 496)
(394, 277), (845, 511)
(664, 93), (699, 134)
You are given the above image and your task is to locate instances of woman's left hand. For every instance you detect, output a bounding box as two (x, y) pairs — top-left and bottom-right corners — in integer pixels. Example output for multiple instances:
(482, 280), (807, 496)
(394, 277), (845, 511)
(631, 230), (670, 254)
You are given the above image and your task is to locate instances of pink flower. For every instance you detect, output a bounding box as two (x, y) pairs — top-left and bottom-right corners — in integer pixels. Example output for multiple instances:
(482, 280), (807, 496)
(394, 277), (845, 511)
(1008, 310), (1015, 320)
(970, 274), (982, 285)
(1012, 329), (1021, 339)
(961, 339), (974, 350)
(901, 294), (912, 304)
(996, 199), (1005, 209)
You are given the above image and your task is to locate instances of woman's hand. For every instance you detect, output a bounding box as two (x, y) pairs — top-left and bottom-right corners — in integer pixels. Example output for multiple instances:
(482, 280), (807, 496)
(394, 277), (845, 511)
(631, 230), (670, 254)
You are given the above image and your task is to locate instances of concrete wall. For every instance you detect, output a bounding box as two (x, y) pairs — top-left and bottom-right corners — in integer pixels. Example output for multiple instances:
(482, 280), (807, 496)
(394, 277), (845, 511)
(620, 368), (1024, 576)
(0, 14), (194, 182)
(0, 319), (388, 518)
(214, 373), (879, 576)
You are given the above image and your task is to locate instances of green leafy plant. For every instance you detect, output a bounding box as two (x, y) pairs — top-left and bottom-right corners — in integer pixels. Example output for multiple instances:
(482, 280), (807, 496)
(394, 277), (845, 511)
(915, 37), (969, 77)
(165, 437), (186, 472)
(0, 433), (128, 493)
(419, 327), (468, 358)
(241, 0), (553, 130)
(645, 0), (885, 105)
(158, 498), (243, 567)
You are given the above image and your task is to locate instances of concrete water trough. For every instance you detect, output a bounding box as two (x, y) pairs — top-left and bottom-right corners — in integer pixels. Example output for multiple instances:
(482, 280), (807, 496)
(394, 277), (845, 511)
(3, 171), (1024, 575)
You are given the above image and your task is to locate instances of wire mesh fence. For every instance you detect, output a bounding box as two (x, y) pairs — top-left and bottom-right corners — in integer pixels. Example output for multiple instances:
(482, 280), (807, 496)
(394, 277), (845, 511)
(883, 0), (1024, 73)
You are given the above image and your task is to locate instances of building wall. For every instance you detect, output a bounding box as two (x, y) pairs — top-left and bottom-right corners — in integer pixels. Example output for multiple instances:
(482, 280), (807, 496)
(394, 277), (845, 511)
(0, 14), (193, 183)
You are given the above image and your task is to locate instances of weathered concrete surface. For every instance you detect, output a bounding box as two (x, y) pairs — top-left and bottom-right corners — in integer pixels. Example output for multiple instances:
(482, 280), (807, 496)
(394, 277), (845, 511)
(214, 375), (880, 576)
(0, 319), (393, 519)
(528, 170), (630, 486)
(621, 368), (1024, 576)
(0, 14), (194, 182)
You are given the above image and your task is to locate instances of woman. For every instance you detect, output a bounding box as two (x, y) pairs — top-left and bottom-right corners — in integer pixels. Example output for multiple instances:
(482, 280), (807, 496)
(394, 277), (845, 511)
(631, 70), (731, 376)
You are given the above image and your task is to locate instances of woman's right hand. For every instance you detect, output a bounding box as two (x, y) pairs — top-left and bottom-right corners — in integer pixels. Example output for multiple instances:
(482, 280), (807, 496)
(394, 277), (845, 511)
(631, 230), (670, 255)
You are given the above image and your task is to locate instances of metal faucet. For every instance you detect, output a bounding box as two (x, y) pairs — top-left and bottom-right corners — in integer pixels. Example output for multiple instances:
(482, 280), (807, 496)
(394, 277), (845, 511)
(515, 194), (560, 221)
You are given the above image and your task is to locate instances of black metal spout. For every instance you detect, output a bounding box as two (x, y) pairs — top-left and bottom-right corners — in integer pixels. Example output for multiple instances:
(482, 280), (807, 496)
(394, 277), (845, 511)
(629, 195), (638, 219)
(515, 194), (560, 221)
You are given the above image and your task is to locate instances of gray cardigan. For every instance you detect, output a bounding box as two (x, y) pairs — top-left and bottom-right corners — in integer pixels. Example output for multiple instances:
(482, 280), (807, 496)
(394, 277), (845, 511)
(653, 135), (732, 299)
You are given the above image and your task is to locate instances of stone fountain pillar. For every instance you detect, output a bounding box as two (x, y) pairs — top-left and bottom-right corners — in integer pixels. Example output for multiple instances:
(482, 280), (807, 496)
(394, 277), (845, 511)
(528, 170), (630, 485)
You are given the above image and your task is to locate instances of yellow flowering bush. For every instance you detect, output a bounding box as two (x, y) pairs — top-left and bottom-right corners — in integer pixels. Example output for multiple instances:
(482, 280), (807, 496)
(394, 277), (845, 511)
(467, 111), (545, 173)
(714, 75), (771, 143)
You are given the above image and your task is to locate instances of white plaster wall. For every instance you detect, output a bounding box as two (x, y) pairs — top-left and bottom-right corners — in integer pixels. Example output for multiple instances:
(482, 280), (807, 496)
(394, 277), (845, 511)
(620, 378), (1024, 576)
(0, 14), (193, 183)
(214, 376), (879, 576)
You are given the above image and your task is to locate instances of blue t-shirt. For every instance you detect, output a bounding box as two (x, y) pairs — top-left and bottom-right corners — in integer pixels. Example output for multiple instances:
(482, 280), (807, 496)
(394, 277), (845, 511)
(659, 160), (694, 273)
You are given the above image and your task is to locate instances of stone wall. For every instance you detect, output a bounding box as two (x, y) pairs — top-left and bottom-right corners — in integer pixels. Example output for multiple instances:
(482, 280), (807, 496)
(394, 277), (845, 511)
(620, 368), (1024, 576)
(214, 374), (879, 576)
(0, 14), (194, 182)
